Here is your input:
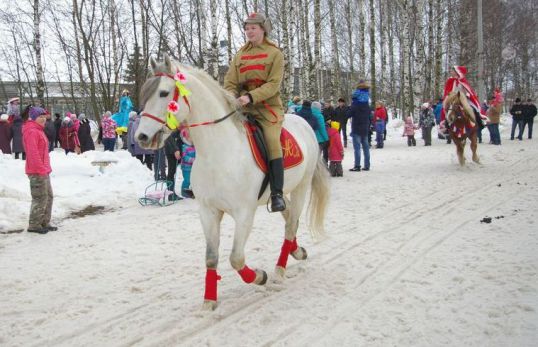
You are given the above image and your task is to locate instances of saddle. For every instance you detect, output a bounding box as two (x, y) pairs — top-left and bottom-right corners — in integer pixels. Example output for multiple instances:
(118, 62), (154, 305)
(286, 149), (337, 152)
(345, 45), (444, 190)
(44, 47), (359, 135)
(243, 115), (303, 198)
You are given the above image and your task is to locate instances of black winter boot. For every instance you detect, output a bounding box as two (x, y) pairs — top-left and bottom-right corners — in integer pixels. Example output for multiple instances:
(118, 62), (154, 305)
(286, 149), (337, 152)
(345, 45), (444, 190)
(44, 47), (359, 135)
(474, 109), (485, 129)
(269, 158), (286, 212)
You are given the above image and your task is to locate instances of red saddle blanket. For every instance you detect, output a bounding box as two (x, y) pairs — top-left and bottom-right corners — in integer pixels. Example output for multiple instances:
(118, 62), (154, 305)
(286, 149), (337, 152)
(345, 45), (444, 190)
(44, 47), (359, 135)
(244, 122), (304, 173)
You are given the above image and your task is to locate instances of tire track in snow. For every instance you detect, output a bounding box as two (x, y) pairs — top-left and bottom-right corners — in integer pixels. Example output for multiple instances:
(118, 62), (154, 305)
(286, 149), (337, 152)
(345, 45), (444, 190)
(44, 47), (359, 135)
(40, 155), (533, 346)
(291, 162), (536, 345)
(157, 155), (535, 345)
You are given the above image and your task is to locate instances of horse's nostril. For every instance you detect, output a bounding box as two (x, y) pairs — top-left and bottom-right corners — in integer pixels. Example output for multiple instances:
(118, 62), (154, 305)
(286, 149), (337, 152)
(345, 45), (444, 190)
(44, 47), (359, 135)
(138, 133), (149, 142)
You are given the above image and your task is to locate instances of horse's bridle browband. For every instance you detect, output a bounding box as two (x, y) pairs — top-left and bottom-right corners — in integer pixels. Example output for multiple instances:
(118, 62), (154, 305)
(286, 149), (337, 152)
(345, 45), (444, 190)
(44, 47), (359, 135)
(141, 72), (236, 129)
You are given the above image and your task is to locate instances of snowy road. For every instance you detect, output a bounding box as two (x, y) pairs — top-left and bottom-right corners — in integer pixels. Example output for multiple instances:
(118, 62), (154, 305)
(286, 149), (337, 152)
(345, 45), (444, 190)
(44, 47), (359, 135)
(1, 128), (537, 346)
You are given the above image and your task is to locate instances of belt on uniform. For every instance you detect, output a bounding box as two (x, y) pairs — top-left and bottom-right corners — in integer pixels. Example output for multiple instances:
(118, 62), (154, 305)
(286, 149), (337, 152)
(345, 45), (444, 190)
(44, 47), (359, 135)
(241, 78), (266, 91)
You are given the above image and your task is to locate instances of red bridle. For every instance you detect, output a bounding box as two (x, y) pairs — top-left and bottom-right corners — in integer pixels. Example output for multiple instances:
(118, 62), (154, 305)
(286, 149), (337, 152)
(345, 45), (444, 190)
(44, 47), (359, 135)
(141, 71), (236, 129)
(141, 72), (191, 130)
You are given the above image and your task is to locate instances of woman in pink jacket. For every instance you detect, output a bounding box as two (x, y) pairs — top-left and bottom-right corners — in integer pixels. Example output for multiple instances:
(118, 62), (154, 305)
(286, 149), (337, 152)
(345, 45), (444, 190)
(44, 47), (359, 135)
(22, 106), (56, 234)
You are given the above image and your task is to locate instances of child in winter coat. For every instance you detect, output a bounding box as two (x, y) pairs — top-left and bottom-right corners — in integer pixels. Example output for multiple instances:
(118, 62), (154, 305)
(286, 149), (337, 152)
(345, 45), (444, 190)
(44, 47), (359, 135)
(327, 121), (344, 177)
(402, 116), (417, 146)
(373, 101), (387, 148)
(179, 127), (196, 199)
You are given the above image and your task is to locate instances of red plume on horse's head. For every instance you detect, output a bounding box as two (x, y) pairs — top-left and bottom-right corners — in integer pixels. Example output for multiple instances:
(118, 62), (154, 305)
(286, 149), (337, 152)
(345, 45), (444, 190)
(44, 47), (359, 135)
(453, 66), (467, 79)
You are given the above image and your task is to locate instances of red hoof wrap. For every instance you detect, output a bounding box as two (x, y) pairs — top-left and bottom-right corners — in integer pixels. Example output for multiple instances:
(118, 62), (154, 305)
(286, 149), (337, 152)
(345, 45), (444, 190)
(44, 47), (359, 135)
(238, 265), (257, 283)
(204, 269), (221, 301)
(276, 238), (298, 269)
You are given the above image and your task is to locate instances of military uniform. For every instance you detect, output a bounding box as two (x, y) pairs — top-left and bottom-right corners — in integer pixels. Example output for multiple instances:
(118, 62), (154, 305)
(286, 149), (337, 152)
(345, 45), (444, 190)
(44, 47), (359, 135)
(224, 40), (284, 160)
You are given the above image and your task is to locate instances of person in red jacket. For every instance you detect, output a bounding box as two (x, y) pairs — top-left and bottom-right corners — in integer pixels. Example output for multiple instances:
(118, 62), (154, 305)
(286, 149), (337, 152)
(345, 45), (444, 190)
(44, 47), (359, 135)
(373, 101), (387, 148)
(440, 66), (487, 131)
(327, 121), (344, 177)
(22, 106), (57, 234)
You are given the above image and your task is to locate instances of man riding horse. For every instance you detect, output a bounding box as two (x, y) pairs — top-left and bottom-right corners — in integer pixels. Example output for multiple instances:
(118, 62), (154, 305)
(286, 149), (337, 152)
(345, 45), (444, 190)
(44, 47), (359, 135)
(440, 66), (488, 133)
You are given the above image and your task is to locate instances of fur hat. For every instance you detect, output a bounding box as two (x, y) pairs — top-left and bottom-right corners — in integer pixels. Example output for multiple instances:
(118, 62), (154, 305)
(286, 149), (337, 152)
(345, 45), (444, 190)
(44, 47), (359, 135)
(356, 80), (370, 90)
(453, 66), (467, 79)
(122, 89), (130, 96)
(312, 101), (322, 111)
(78, 113), (86, 120)
(244, 12), (272, 36)
(0, 114), (8, 121)
(129, 111), (137, 120)
(302, 100), (312, 108)
(8, 97), (19, 104)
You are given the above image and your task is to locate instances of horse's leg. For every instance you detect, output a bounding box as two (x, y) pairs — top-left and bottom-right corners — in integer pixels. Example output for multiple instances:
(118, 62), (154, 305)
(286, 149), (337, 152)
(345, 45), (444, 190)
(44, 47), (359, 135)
(230, 209), (267, 286)
(470, 130), (480, 163)
(200, 205), (224, 310)
(453, 136), (465, 166)
(275, 183), (309, 278)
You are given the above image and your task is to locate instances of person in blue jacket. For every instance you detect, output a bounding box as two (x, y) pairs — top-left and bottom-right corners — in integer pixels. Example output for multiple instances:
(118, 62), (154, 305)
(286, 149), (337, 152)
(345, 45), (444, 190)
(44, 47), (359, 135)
(312, 101), (329, 165)
(347, 80), (372, 171)
(296, 100), (328, 155)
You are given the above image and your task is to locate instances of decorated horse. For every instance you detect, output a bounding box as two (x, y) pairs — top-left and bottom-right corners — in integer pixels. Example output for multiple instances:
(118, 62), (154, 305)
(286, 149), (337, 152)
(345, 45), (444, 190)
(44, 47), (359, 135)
(135, 55), (329, 310)
(443, 88), (480, 166)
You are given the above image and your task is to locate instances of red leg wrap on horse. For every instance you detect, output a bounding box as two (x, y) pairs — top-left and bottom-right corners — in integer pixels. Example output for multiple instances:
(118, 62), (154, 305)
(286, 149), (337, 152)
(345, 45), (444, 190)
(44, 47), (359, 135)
(291, 237), (299, 253)
(277, 238), (295, 268)
(204, 269), (221, 301)
(238, 265), (257, 283)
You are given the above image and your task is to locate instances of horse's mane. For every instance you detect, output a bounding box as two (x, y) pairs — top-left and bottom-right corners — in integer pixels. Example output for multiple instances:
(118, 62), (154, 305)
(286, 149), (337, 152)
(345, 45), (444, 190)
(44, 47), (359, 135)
(140, 58), (241, 125)
(443, 87), (475, 122)
(175, 62), (239, 113)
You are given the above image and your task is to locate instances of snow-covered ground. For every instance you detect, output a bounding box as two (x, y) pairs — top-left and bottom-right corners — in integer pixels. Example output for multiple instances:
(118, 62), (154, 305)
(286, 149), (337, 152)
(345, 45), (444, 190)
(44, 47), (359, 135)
(1, 117), (537, 346)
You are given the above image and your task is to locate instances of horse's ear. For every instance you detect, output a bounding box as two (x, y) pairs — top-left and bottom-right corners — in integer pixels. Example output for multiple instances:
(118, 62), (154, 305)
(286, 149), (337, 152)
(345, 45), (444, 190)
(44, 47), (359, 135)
(149, 57), (157, 73)
(457, 91), (461, 97)
(164, 54), (172, 72)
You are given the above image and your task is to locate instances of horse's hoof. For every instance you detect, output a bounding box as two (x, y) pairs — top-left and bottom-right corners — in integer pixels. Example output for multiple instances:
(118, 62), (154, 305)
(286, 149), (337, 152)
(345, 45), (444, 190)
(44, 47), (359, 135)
(202, 300), (218, 311)
(275, 265), (286, 278)
(254, 269), (267, 285)
(291, 247), (308, 261)
(274, 266), (286, 279)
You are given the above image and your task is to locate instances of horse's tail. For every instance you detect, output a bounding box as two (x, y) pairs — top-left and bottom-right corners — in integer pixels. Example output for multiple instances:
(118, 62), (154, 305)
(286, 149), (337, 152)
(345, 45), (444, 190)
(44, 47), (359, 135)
(307, 157), (330, 241)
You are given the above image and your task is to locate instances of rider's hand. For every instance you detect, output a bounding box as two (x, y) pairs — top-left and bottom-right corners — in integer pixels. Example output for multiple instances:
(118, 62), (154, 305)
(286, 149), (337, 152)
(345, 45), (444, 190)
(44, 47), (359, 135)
(237, 95), (251, 107)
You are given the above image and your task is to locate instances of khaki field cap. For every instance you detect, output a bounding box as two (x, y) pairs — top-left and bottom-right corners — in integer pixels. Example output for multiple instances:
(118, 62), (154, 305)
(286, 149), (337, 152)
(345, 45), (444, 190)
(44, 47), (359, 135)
(244, 12), (272, 36)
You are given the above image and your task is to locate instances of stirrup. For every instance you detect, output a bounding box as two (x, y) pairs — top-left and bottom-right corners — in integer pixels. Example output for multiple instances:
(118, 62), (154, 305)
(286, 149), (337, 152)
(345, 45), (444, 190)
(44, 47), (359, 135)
(267, 193), (286, 212)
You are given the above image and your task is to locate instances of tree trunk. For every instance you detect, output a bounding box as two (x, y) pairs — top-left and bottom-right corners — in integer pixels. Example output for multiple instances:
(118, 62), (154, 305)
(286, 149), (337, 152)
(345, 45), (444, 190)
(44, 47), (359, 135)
(433, 0), (443, 99)
(225, 0), (233, 65)
(33, 0), (45, 106)
(358, 1), (366, 78)
(209, 0), (219, 79)
(313, 0), (321, 99)
(281, 0), (291, 103)
(369, 0), (376, 104)
(328, 0), (341, 102)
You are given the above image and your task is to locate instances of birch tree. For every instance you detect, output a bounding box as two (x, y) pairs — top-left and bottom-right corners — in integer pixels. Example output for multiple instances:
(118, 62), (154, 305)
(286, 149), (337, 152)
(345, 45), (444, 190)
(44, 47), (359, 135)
(33, 0), (45, 106)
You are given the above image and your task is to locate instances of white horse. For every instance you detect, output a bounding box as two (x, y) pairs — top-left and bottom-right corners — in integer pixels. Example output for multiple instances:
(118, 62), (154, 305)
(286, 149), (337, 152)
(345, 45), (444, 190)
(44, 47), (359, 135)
(135, 55), (329, 310)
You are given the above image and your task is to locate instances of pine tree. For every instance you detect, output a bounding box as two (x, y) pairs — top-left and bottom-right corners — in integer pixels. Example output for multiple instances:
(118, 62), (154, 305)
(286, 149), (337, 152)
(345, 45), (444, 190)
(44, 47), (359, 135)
(124, 45), (145, 107)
